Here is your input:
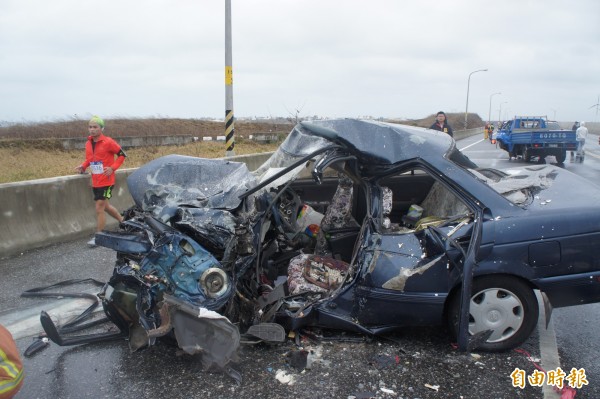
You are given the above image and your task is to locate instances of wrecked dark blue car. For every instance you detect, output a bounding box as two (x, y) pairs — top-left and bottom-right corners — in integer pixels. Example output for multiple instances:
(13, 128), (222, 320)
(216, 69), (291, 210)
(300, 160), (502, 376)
(41, 119), (600, 381)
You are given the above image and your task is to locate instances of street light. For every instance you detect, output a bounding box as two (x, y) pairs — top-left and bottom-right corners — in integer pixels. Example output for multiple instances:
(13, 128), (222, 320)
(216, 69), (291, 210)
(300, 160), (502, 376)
(498, 101), (508, 123)
(488, 92), (501, 124)
(550, 108), (557, 120)
(464, 68), (488, 130)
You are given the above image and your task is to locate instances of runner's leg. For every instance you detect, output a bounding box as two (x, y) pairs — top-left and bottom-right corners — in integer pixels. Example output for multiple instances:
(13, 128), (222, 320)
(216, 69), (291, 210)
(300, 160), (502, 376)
(105, 201), (123, 223)
(95, 199), (107, 231)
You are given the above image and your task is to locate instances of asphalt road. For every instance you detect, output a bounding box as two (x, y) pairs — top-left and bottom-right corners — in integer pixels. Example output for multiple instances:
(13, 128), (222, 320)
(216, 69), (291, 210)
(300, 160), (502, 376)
(2, 133), (599, 399)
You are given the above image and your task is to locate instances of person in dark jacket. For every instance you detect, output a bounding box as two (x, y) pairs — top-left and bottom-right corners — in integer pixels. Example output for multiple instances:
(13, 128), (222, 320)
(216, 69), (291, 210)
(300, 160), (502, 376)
(429, 111), (454, 137)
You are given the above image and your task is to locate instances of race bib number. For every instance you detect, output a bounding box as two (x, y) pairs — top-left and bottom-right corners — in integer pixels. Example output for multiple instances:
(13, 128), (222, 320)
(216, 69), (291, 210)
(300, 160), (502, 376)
(90, 161), (104, 175)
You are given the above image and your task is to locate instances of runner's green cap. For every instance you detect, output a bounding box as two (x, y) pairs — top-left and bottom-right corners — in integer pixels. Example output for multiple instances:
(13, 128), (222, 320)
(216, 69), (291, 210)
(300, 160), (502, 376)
(89, 115), (105, 128)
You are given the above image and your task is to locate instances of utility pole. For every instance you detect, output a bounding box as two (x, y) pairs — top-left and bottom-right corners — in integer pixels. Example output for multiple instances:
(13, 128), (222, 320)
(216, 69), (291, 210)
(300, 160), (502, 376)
(225, 0), (235, 156)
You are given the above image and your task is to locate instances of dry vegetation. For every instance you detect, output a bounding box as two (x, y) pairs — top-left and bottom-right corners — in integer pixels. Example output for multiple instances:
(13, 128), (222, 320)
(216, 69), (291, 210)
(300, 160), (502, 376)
(0, 113), (483, 184)
(0, 118), (291, 184)
(390, 112), (484, 130)
(0, 139), (281, 184)
(0, 118), (293, 140)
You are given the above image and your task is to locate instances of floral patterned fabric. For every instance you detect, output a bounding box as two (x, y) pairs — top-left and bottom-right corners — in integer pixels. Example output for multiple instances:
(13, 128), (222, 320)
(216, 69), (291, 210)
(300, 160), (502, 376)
(314, 174), (355, 255)
(288, 254), (349, 295)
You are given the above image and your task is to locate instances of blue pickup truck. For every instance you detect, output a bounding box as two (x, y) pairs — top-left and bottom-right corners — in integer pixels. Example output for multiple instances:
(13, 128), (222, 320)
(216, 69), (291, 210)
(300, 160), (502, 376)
(495, 116), (577, 163)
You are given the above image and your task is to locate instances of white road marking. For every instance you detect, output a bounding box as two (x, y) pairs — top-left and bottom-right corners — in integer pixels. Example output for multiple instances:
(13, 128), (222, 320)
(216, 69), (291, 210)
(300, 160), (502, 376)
(0, 298), (104, 340)
(458, 138), (486, 151)
(537, 292), (562, 399)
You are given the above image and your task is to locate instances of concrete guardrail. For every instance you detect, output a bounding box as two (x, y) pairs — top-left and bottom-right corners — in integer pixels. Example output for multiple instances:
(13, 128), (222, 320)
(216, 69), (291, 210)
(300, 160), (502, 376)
(57, 134), (282, 150)
(0, 152), (273, 259)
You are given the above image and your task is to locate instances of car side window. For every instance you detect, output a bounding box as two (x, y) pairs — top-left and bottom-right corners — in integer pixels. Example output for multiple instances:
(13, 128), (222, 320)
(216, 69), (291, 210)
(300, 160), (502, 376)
(378, 168), (471, 235)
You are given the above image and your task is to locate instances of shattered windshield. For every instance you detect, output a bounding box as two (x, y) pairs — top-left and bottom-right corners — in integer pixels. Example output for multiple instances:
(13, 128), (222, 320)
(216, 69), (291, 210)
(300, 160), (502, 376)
(252, 124), (334, 191)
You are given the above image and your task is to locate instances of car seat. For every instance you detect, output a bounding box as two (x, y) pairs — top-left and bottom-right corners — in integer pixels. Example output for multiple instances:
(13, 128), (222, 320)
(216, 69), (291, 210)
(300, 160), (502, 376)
(314, 174), (360, 258)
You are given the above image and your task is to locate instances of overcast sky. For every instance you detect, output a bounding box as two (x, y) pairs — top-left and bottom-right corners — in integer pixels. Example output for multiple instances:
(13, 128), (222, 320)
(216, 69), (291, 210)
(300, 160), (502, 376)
(1, 0), (599, 125)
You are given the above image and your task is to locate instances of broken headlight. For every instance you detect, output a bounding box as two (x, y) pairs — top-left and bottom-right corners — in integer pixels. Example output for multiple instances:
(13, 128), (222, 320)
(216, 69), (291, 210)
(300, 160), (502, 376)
(200, 268), (229, 298)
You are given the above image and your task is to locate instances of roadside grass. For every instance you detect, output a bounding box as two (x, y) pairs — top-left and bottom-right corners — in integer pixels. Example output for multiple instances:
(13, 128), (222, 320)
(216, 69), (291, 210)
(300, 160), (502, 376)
(0, 117), (289, 183)
(0, 118), (293, 140)
(0, 139), (279, 184)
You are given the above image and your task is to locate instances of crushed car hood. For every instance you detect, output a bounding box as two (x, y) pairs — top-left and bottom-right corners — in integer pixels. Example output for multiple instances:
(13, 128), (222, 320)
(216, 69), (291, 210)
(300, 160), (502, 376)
(127, 154), (258, 216)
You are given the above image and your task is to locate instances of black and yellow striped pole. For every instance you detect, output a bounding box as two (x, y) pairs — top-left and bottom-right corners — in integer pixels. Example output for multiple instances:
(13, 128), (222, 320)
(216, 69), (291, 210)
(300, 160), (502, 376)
(225, 0), (235, 156)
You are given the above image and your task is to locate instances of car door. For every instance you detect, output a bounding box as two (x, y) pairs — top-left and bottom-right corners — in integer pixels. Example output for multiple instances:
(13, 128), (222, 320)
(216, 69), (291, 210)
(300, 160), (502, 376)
(350, 167), (483, 335)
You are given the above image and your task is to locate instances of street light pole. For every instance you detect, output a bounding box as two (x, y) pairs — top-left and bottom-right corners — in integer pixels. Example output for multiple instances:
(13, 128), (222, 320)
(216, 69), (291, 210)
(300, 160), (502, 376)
(488, 92), (501, 124)
(464, 69), (488, 130)
(498, 101), (508, 124)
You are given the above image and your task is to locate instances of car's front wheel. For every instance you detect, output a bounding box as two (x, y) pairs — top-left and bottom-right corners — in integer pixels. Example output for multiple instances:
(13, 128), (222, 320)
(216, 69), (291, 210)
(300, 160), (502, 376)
(448, 275), (539, 352)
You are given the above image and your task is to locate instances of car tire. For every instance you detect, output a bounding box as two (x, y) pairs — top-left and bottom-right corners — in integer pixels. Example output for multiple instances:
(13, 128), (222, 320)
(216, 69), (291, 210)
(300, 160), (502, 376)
(447, 275), (539, 352)
(555, 150), (566, 164)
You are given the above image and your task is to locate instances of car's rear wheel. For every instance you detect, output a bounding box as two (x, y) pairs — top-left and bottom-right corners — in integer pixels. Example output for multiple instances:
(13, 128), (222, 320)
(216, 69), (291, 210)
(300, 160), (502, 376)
(448, 275), (539, 352)
(555, 150), (566, 164)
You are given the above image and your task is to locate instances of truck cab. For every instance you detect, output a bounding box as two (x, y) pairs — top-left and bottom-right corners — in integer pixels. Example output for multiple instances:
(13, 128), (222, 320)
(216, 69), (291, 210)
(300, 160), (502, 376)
(495, 116), (577, 164)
